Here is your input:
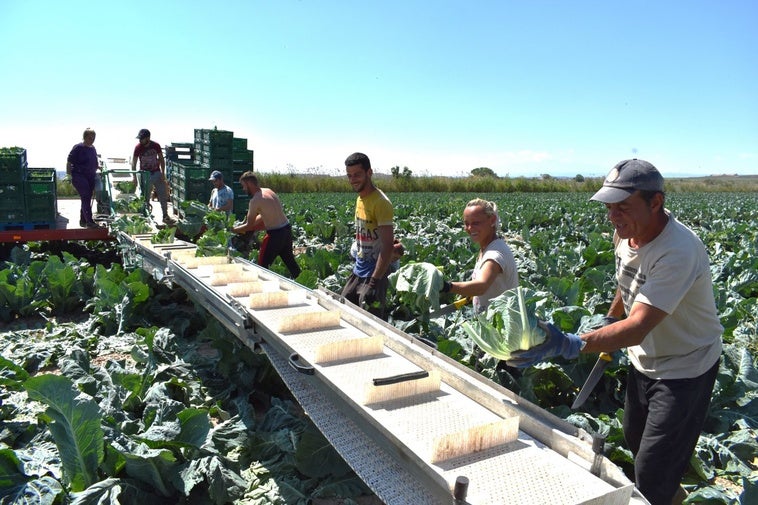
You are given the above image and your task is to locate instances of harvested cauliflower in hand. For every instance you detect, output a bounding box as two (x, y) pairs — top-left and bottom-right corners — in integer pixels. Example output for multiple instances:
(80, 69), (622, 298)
(462, 286), (547, 360)
(388, 262), (444, 313)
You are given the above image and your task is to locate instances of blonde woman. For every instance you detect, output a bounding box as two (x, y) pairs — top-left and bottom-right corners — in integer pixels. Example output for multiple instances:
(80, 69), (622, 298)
(442, 198), (519, 312)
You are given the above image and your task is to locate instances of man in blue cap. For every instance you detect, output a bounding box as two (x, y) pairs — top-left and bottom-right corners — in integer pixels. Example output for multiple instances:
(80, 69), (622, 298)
(208, 170), (233, 215)
(507, 159), (722, 505)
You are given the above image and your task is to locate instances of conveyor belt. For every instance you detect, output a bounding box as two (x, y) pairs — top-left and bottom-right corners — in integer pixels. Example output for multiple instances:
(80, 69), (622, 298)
(120, 232), (650, 505)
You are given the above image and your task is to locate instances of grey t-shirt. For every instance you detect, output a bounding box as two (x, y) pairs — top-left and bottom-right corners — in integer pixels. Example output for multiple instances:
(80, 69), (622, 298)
(616, 211), (722, 379)
(472, 238), (519, 312)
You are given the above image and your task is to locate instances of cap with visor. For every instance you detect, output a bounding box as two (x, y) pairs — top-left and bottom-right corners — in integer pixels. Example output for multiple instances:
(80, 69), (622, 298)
(590, 159), (664, 203)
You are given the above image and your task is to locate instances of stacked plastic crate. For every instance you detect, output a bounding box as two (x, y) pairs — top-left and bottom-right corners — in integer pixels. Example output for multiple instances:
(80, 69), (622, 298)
(231, 137), (255, 218)
(166, 142), (199, 214)
(0, 147), (27, 227)
(165, 142), (194, 163)
(170, 129), (234, 212)
(0, 147), (57, 230)
(196, 127), (233, 183)
(25, 168), (57, 226)
(167, 129), (254, 220)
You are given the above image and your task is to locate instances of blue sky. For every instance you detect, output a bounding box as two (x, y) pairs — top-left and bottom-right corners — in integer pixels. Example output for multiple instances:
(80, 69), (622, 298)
(1, 0), (755, 178)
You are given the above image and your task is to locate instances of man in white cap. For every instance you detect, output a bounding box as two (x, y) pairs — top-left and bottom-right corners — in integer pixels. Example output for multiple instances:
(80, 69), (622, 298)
(207, 170), (233, 215)
(507, 159), (722, 505)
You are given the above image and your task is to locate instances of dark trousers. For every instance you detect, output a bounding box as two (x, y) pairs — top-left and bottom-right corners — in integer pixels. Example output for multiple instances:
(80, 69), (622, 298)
(341, 273), (388, 320)
(623, 359), (719, 505)
(71, 172), (95, 224)
(144, 171), (170, 218)
(259, 224), (301, 279)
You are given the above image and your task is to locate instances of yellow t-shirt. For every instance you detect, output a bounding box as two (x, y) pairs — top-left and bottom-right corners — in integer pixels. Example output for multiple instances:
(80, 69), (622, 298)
(353, 189), (393, 277)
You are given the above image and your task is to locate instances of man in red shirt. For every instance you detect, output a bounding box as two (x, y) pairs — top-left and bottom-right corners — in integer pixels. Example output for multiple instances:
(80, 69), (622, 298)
(132, 129), (174, 225)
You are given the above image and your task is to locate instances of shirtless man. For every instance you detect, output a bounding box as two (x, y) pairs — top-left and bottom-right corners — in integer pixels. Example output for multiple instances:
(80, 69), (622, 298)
(232, 171), (301, 279)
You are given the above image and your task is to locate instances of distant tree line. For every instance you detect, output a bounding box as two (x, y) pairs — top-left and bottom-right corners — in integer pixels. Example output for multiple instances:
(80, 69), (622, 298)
(234, 172), (756, 194)
(57, 168), (757, 197)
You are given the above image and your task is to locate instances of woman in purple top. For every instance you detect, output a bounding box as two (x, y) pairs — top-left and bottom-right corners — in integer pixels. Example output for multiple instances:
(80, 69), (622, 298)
(66, 128), (102, 228)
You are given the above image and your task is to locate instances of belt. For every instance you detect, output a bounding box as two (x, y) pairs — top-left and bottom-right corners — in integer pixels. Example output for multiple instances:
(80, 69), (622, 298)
(267, 222), (291, 232)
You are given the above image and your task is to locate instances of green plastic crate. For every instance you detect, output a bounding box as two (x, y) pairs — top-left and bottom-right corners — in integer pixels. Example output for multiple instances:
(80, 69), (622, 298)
(204, 129), (233, 146)
(174, 184), (210, 205)
(195, 129), (233, 146)
(199, 159), (233, 174)
(199, 161), (233, 175)
(0, 147), (27, 184)
(0, 183), (24, 211)
(233, 149), (254, 163)
(0, 166), (26, 223)
(25, 168), (56, 194)
(231, 181), (247, 195)
(233, 137), (248, 150)
(195, 142), (232, 160)
(184, 190), (210, 204)
(0, 209), (25, 224)
(171, 160), (209, 182)
(165, 142), (195, 162)
(233, 159), (253, 174)
(24, 169), (57, 222)
(25, 197), (56, 223)
(182, 179), (211, 194)
(169, 169), (182, 186)
(233, 195), (251, 220)
(0, 147), (27, 169)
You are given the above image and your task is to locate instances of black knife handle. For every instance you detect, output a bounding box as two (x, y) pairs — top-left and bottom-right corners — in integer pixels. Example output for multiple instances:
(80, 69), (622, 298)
(372, 370), (429, 386)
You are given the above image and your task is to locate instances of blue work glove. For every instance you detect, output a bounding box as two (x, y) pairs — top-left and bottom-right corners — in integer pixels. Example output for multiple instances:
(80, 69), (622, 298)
(506, 321), (584, 368)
